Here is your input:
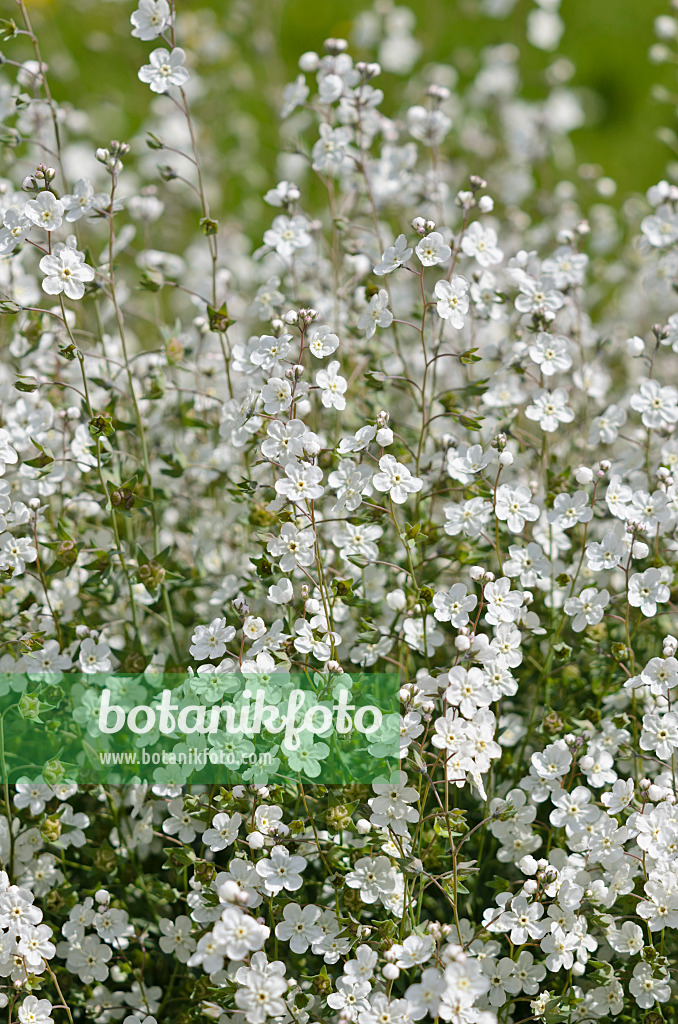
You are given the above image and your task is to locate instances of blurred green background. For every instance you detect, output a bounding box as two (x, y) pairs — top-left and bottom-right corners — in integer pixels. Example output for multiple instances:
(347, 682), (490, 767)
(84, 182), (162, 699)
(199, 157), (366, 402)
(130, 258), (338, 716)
(22, 0), (675, 203)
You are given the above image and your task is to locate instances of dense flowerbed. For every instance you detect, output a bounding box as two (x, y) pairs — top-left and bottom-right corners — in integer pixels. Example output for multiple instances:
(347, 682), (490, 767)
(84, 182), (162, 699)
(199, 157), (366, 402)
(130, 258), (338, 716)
(2, 1), (678, 1021)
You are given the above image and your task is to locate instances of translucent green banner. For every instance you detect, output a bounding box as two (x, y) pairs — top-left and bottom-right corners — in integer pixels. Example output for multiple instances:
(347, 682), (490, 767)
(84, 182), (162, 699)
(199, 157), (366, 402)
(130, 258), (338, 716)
(0, 670), (400, 785)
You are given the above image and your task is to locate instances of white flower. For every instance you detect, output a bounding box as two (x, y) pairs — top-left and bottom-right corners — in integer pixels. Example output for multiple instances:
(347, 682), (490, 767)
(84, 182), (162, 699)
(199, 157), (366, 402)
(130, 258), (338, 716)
(357, 289), (393, 339)
(434, 276), (469, 327)
(329, 460), (372, 513)
(311, 123), (352, 173)
(65, 934), (112, 983)
(316, 360), (347, 409)
(415, 231), (451, 267)
(495, 484), (540, 534)
(250, 333), (292, 372)
(372, 454), (423, 503)
(542, 247), (588, 287)
(334, 521), (382, 562)
(403, 615), (443, 655)
(345, 856), (396, 903)
(629, 962), (671, 1008)
(446, 666), (491, 717)
(261, 377), (292, 414)
(640, 712), (678, 760)
(39, 244), (95, 300)
(202, 812), (242, 851)
(255, 845), (307, 894)
(0, 207), (31, 254)
(373, 234), (412, 275)
(591, 403), (627, 444)
(24, 191), (64, 231)
(484, 577), (524, 625)
(307, 324), (339, 358)
(641, 204), (678, 247)
(281, 75), (310, 118)
(274, 903), (323, 953)
(158, 916), (195, 963)
(0, 535), (38, 575)
(274, 462), (325, 503)
(263, 214), (311, 258)
(432, 583), (477, 626)
(243, 616), (266, 641)
(540, 925), (578, 971)
(235, 963), (287, 1021)
(61, 179), (108, 222)
(503, 542), (549, 586)
(630, 378), (678, 430)
(447, 443), (494, 483)
(547, 491), (592, 529)
(461, 221), (503, 266)
(0, 429), (18, 475)
(268, 578), (293, 604)
(17, 996), (53, 1024)
(268, 523), (315, 572)
(607, 920), (644, 954)
(531, 739), (572, 779)
(211, 907), (269, 961)
(138, 47), (189, 93)
(407, 105), (451, 144)
(131, 0), (170, 39)
(525, 388), (575, 432)
(481, 956), (516, 1006)
(293, 620), (334, 661)
(563, 587), (609, 632)
(78, 637), (112, 674)
(189, 618), (236, 660)
(601, 778), (635, 815)
(515, 275), (564, 315)
(628, 567), (671, 616)
(528, 333), (572, 375)
(163, 797), (200, 842)
(443, 496), (493, 537)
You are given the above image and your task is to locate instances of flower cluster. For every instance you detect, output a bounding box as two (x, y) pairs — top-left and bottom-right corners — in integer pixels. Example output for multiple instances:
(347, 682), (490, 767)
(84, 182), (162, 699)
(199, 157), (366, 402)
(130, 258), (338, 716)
(1, 1), (678, 1022)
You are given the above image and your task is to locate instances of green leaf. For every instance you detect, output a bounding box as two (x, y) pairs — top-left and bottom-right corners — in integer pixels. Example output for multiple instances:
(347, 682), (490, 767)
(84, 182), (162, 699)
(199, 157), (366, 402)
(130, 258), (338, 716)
(457, 414), (484, 431)
(14, 377), (39, 392)
(363, 370), (387, 390)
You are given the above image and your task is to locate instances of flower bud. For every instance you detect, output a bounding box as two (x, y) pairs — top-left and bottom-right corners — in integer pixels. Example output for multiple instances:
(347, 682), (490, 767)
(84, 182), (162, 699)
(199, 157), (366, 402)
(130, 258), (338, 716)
(247, 831), (266, 850)
(298, 51), (319, 72)
(323, 37), (348, 53)
(386, 588), (406, 611)
(626, 335), (645, 356)
(574, 466), (594, 484)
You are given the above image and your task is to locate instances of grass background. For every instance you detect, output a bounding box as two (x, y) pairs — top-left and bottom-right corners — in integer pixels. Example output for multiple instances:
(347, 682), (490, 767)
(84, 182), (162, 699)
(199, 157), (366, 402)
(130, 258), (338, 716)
(16, 0), (677, 207)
